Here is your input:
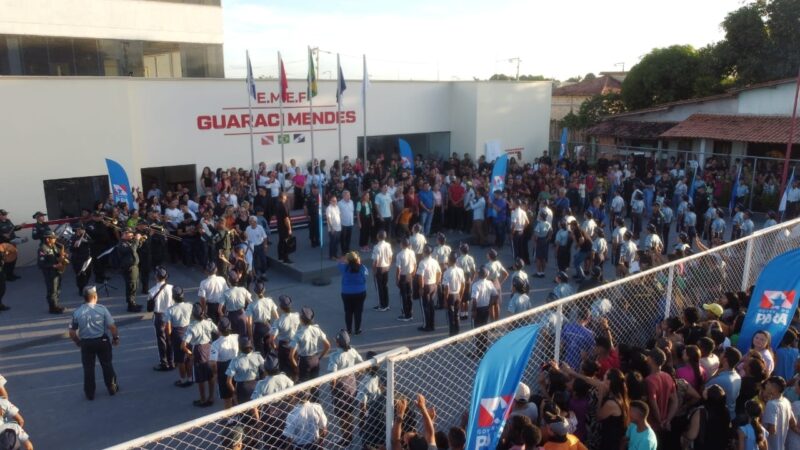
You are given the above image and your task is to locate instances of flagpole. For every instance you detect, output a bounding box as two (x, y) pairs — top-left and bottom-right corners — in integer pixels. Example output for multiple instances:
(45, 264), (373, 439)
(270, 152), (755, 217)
(308, 46), (329, 286)
(278, 51), (286, 166)
(337, 53), (343, 165)
(247, 51), (256, 197)
(362, 54), (367, 164)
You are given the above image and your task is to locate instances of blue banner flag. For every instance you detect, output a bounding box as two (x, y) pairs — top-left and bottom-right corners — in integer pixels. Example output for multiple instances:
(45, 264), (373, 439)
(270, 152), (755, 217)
(729, 164), (741, 216)
(737, 248), (800, 354)
(399, 138), (414, 175)
(245, 50), (256, 100)
(465, 325), (541, 450)
(105, 158), (135, 209)
(491, 154), (508, 193)
(559, 127), (568, 159)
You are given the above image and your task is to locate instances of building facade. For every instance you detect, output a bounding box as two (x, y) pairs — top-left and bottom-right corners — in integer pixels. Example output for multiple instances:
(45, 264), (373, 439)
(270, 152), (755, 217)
(0, 0), (224, 77)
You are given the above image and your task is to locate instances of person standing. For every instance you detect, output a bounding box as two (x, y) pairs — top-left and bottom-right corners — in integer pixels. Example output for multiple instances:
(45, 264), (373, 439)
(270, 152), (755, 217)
(442, 254), (466, 336)
(510, 199), (530, 264)
(283, 391), (329, 450)
(245, 281), (278, 356)
(198, 262), (228, 325)
(470, 267), (498, 355)
(415, 245), (442, 332)
(245, 216), (269, 281)
(394, 237), (416, 322)
(409, 224), (427, 261)
(37, 230), (66, 314)
(339, 190), (355, 255)
(0, 209), (23, 280)
(149, 266), (174, 372)
(644, 348), (678, 443)
(226, 336), (264, 406)
(762, 376), (797, 450)
(339, 252), (369, 335)
(276, 192), (293, 264)
(68, 286), (119, 400)
(356, 191), (374, 251)
(209, 317), (239, 409)
(433, 233), (452, 310)
(467, 187), (487, 246)
(374, 184), (394, 236)
(117, 227), (144, 312)
(372, 231), (393, 312)
(165, 286), (193, 388)
(30, 211), (50, 242)
(326, 196), (342, 260)
(305, 184), (322, 248)
(273, 295), (300, 381)
(222, 270), (252, 337)
(289, 307), (331, 382)
(419, 181), (434, 236)
(135, 220), (154, 294)
(0, 246), (7, 312)
(327, 330), (363, 448)
(182, 303), (219, 408)
(456, 243), (477, 321)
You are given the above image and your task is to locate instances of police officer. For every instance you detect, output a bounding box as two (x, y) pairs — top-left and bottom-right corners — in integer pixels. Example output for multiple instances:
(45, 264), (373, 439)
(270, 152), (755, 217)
(0, 209), (23, 280)
(149, 266), (174, 371)
(182, 303), (218, 407)
(68, 286), (119, 400)
(226, 336), (265, 405)
(69, 223), (92, 296)
(118, 227), (144, 312)
(223, 270), (252, 337)
(394, 238), (416, 321)
(198, 261), (228, 324)
(210, 317), (239, 409)
(273, 295), (300, 381)
(371, 230), (393, 311)
(37, 230), (65, 314)
(165, 286), (193, 387)
(415, 245), (441, 332)
(85, 210), (111, 283)
(327, 330), (363, 447)
(289, 306), (330, 382)
(245, 281), (278, 355)
(30, 211), (50, 242)
(442, 253), (466, 337)
(136, 220), (154, 294)
(305, 184), (321, 248)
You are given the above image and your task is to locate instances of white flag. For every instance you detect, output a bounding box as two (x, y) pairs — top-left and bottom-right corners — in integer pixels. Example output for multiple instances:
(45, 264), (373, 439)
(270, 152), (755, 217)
(780, 167), (795, 212)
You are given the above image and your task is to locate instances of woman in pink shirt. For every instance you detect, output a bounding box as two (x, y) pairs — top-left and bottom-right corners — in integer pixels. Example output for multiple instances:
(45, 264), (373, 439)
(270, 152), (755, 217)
(675, 344), (707, 391)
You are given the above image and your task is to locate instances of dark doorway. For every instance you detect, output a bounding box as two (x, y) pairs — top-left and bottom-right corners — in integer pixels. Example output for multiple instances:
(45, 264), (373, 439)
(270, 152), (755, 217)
(357, 132), (451, 163)
(140, 164), (197, 195)
(43, 175), (109, 219)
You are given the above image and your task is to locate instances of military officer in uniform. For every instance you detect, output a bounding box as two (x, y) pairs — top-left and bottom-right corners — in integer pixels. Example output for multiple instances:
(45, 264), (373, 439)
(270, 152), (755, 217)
(118, 227), (144, 312)
(69, 223), (92, 296)
(305, 184), (321, 248)
(30, 211), (50, 242)
(85, 210), (111, 283)
(68, 286), (119, 400)
(38, 230), (65, 314)
(0, 209), (23, 280)
(136, 220), (154, 294)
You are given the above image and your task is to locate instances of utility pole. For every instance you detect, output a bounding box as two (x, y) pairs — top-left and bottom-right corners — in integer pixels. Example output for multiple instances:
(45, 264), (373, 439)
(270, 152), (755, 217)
(614, 62), (625, 72)
(509, 57), (521, 80)
(311, 47), (333, 82)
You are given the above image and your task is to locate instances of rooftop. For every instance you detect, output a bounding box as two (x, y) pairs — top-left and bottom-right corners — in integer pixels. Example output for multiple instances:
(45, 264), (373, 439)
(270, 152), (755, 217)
(659, 113), (793, 144)
(552, 75), (622, 97)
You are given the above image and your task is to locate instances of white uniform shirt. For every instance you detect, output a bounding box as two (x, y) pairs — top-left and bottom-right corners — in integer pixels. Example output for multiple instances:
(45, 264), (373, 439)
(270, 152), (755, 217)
(457, 254), (477, 279)
(507, 293), (532, 314)
(283, 401), (328, 446)
(442, 266), (466, 294)
(246, 296), (278, 324)
(372, 241), (393, 268)
(291, 324), (328, 357)
(209, 334), (240, 362)
(165, 302), (193, 328)
(510, 207), (529, 232)
(149, 281), (174, 314)
(374, 193), (393, 218)
(684, 212), (697, 227)
(223, 286), (252, 312)
(184, 319), (218, 346)
(199, 275), (228, 304)
(338, 199), (355, 227)
(788, 187), (800, 202)
(273, 312), (301, 342)
(252, 374), (295, 399)
(612, 226), (627, 246)
(326, 205), (342, 232)
(471, 278), (498, 308)
(266, 179), (281, 197)
(621, 240), (638, 264)
(416, 256), (441, 285)
(395, 248), (417, 276)
(409, 233), (426, 255)
(593, 237), (608, 259)
(433, 244), (451, 267)
(611, 195), (625, 213)
(327, 348), (364, 372)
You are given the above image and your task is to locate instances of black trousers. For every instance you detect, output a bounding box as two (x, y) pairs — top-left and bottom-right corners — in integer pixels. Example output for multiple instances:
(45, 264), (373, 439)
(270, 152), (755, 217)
(421, 284), (436, 330)
(278, 230), (290, 260)
(359, 219), (372, 247)
(308, 214), (320, 247)
(512, 231), (527, 264)
(298, 354), (320, 382)
(375, 267), (389, 308)
(123, 266), (138, 306)
(42, 269), (61, 308)
(447, 294), (460, 337)
(153, 312), (173, 367)
(661, 225), (671, 255)
(73, 260), (92, 296)
(341, 226), (353, 254)
(474, 306), (491, 358)
(341, 292), (366, 334)
(0, 272), (5, 305)
(2, 260), (16, 278)
(398, 274), (413, 318)
(80, 336), (116, 396)
(139, 263), (151, 294)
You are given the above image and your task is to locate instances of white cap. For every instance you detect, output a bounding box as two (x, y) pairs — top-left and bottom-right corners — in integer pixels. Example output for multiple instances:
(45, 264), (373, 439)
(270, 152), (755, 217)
(515, 382), (530, 402)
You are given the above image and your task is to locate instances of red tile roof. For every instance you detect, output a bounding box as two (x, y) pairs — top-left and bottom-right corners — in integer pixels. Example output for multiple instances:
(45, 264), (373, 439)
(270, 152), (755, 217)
(659, 114), (794, 143)
(587, 120), (678, 139)
(553, 75), (622, 97)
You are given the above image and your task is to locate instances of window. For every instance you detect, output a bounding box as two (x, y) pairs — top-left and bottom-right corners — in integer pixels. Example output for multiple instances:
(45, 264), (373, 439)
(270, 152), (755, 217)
(73, 38), (100, 75)
(43, 175), (110, 220)
(19, 36), (48, 75)
(0, 37), (8, 75)
(47, 37), (74, 76)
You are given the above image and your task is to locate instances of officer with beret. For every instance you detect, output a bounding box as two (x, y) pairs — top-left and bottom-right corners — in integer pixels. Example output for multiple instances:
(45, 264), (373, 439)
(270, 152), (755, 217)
(30, 211), (50, 243)
(289, 306), (330, 382)
(182, 303), (218, 407)
(272, 295), (300, 381)
(37, 230), (65, 314)
(245, 281), (278, 356)
(149, 266), (174, 371)
(210, 317), (239, 409)
(165, 286), (193, 387)
(69, 222), (93, 296)
(118, 227), (144, 312)
(222, 270), (253, 337)
(68, 286), (119, 400)
(226, 336), (265, 405)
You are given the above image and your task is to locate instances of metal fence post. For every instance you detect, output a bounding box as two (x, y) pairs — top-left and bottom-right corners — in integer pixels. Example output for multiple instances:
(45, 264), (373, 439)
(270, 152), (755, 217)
(385, 356), (396, 450)
(665, 265), (674, 320)
(741, 239), (755, 291)
(554, 303), (564, 364)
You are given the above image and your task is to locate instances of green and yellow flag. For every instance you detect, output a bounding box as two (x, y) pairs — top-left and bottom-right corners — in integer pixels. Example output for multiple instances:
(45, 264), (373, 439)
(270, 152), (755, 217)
(307, 47), (318, 98)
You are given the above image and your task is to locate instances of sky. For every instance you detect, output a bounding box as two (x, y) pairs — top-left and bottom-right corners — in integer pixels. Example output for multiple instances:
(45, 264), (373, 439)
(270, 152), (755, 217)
(222, 0), (747, 82)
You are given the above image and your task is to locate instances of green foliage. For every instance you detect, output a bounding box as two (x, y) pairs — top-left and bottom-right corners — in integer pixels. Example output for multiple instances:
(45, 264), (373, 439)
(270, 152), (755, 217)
(560, 93), (626, 129)
(584, 73), (597, 81)
(489, 74), (549, 81)
(621, 45), (704, 109)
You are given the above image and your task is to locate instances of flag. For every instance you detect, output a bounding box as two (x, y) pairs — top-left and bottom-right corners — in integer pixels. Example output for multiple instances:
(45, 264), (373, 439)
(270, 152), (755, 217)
(361, 54), (369, 108)
(687, 165), (698, 204)
(245, 50), (256, 100)
(317, 175), (324, 245)
(278, 53), (288, 102)
(336, 55), (347, 105)
(737, 248), (800, 354)
(465, 325), (541, 450)
(292, 133), (306, 143)
(105, 159), (135, 209)
(559, 127), (568, 159)
(780, 168), (795, 213)
(491, 154), (509, 193)
(729, 164), (741, 216)
(260, 135), (274, 146)
(307, 47), (317, 99)
(399, 138), (414, 175)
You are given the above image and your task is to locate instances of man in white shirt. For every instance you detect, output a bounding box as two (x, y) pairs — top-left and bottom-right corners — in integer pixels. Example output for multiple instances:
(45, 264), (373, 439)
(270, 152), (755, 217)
(510, 198), (530, 264)
(372, 230), (393, 312)
(394, 238), (417, 321)
(245, 216), (269, 280)
(442, 254), (465, 336)
(471, 267), (499, 356)
(787, 179), (800, 219)
(150, 266), (174, 371)
(415, 245), (441, 333)
(338, 190), (355, 255)
(199, 262), (229, 324)
(326, 196), (342, 260)
(763, 376), (798, 450)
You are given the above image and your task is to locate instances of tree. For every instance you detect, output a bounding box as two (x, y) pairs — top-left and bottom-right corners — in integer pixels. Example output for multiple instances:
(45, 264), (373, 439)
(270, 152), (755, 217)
(559, 93), (627, 129)
(584, 73), (597, 81)
(489, 73), (549, 81)
(565, 75), (583, 83)
(621, 45), (702, 109)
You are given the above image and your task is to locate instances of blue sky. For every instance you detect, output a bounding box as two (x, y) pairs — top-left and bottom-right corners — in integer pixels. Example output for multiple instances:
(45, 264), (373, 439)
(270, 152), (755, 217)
(222, 0), (745, 81)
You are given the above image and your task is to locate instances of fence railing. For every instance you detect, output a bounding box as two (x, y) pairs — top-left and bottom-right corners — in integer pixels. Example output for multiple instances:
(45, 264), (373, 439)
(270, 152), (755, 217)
(109, 218), (800, 450)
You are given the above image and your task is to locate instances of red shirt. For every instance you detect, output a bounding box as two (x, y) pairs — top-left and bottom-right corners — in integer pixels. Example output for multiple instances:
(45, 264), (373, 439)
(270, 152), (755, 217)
(449, 184), (465, 205)
(597, 349), (620, 378)
(645, 371), (675, 431)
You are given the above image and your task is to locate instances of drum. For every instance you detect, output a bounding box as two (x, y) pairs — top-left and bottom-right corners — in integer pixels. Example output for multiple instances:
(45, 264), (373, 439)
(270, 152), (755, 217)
(0, 243), (17, 263)
(54, 223), (74, 244)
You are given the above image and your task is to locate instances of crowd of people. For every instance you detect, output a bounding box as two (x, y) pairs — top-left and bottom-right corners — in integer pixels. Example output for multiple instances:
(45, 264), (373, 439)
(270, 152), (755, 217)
(0, 147), (799, 450)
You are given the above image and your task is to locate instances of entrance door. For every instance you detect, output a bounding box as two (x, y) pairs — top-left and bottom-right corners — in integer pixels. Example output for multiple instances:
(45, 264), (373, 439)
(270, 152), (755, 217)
(140, 164), (197, 195)
(357, 132), (450, 163)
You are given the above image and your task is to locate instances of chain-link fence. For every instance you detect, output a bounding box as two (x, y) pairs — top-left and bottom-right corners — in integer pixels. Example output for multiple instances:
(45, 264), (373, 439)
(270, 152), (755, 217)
(110, 218), (800, 450)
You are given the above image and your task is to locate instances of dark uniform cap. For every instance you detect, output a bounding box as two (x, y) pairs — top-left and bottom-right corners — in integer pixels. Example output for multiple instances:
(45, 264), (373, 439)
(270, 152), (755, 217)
(459, 242), (470, 253)
(263, 352), (280, 372)
(218, 317), (232, 333)
(172, 286), (185, 300)
(32, 211), (45, 219)
(238, 336), (253, 350)
(0, 209), (7, 215)
(514, 258), (525, 270)
(191, 303), (204, 319)
(336, 330), (351, 347)
(42, 230), (56, 238)
(423, 245), (433, 256)
(487, 248), (498, 259)
(436, 232), (446, 242)
(401, 237), (410, 247)
(205, 261), (217, 274)
(155, 266), (169, 279)
(254, 281), (266, 294)
(278, 295), (292, 308)
(478, 267), (489, 278)
(300, 306), (315, 322)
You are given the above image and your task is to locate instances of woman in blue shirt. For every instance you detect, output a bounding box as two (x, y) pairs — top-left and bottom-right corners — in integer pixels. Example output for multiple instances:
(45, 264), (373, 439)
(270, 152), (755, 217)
(339, 252), (369, 335)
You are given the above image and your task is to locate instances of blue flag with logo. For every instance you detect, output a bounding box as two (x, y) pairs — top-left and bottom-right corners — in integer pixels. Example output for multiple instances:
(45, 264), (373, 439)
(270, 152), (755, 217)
(465, 324), (541, 450)
(399, 138), (414, 175)
(729, 164), (741, 216)
(105, 158), (135, 209)
(559, 127), (568, 159)
(737, 248), (800, 353)
(491, 154), (508, 193)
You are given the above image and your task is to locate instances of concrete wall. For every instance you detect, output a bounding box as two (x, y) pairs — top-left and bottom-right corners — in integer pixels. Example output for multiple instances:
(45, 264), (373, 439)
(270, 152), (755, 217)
(0, 0), (223, 44)
(551, 95), (589, 121)
(623, 98), (739, 122)
(449, 83), (478, 157)
(738, 83), (798, 116)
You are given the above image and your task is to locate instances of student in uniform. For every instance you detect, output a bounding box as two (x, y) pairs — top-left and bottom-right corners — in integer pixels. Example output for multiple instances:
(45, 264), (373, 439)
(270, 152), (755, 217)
(0, 396), (24, 427)
(433, 233), (452, 310)
(610, 217), (627, 267)
(684, 204), (698, 243)
(741, 210), (755, 237)
(534, 211), (553, 278)
(507, 276), (532, 315)
(226, 336), (265, 406)
(283, 390), (328, 450)
(327, 330), (363, 447)
(394, 238), (416, 322)
(198, 262), (228, 325)
(415, 245), (442, 332)
(0, 421), (33, 450)
(149, 266), (175, 372)
(371, 231), (393, 312)
(510, 258), (529, 295)
(592, 228), (608, 271)
(549, 271), (576, 301)
(251, 354), (295, 449)
(222, 270), (252, 337)
(245, 281), (278, 356)
(289, 307), (331, 382)
(555, 219), (573, 273)
(182, 303), (219, 407)
(471, 267), (499, 356)
(442, 253), (466, 337)
(510, 198), (530, 265)
(483, 248), (508, 320)
(273, 295), (300, 381)
(209, 317), (239, 409)
(68, 286), (119, 401)
(165, 286), (194, 387)
(618, 230), (638, 278)
(456, 243), (477, 321)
